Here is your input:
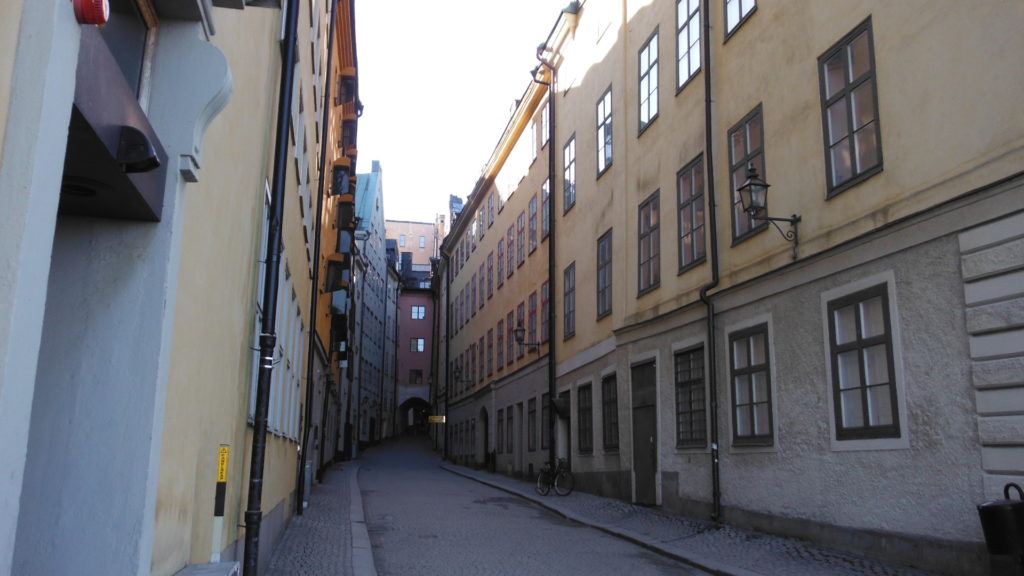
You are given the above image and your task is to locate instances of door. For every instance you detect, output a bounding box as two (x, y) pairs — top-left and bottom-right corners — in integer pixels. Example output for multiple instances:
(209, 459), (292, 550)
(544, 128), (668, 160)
(631, 362), (657, 505)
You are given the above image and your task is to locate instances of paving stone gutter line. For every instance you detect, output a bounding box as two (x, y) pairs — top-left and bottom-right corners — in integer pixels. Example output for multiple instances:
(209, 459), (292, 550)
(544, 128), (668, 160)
(440, 463), (757, 576)
(350, 463), (378, 576)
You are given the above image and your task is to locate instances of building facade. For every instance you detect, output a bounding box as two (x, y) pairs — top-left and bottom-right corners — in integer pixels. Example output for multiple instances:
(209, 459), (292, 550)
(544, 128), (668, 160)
(0, 1), (359, 575)
(436, 1), (1024, 575)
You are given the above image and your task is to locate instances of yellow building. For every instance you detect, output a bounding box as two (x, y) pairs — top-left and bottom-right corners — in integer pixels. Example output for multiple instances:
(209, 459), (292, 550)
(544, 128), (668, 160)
(0, 1), (357, 575)
(438, 1), (1024, 574)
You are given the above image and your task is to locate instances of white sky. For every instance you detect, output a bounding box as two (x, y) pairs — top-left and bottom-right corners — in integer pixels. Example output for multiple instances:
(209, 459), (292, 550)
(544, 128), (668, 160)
(354, 0), (571, 223)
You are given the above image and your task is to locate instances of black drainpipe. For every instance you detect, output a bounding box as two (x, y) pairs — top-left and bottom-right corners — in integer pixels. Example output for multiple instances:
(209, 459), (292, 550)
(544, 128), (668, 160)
(697, 0), (722, 523)
(243, 0), (300, 573)
(296, 0), (339, 517)
(533, 51), (557, 472)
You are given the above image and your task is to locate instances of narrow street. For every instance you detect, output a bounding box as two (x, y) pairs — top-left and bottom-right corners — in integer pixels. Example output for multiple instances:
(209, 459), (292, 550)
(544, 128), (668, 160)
(359, 438), (710, 576)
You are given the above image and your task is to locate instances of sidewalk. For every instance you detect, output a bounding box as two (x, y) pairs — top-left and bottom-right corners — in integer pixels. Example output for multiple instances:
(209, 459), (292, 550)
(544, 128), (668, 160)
(440, 462), (939, 576)
(265, 463), (375, 576)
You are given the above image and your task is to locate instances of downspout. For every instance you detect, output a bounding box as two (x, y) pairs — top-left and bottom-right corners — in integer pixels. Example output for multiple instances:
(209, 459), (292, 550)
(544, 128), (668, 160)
(442, 251), (452, 460)
(296, 0), (339, 516)
(243, 0), (300, 573)
(534, 51), (557, 472)
(696, 0), (722, 522)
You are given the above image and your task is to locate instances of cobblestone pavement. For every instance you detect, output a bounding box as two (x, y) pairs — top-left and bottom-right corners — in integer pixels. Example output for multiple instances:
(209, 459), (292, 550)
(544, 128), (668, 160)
(265, 464), (355, 576)
(361, 438), (710, 576)
(442, 463), (942, 576)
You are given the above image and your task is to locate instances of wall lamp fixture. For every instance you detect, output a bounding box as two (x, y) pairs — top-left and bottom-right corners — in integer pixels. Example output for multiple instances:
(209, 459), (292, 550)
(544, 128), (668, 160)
(737, 164), (802, 260)
(513, 322), (540, 354)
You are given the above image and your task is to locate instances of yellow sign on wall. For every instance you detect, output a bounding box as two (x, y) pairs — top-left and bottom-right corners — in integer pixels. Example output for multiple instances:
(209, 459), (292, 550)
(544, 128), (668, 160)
(428, 415), (446, 424)
(217, 445), (230, 483)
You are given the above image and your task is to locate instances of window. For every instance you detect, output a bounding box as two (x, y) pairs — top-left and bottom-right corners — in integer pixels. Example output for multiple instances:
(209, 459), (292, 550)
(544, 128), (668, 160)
(517, 211), (526, 266)
(497, 320), (505, 369)
(529, 194), (538, 254)
(478, 336), (485, 382)
(488, 193), (495, 227)
(541, 179), (551, 238)
(578, 385), (593, 453)
(638, 192), (661, 294)
(639, 31), (659, 132)
(497, 409), (504, 454)
(487, 252), (494, 298)
(410, 369), (423, 386)
(411, 305), (426, 320)
(542, 393), (551, 449)
(470, 344), (476, 387)
(677, 0), (701, 89)
(596, 89), (613, 175)
(497, 241), (505, 287)
(399, 234), (406, 247)
(487, 329), (494, 376)
(516, 302), (526, 359)
(597, 230), (613, 318)
(677, 156), (705, 271)
(819, 19), (881, 195)
(564, 136), (576, 211)
(410, 338), (425, 352)
(506, 407), (514, 453)
(506, 311), (515, 366)
(675, 346), (706, 447)
(541, 281), (550, 343)
(528, 291), (538, 348)
(725, 0), (756, 36)
(728, 106), (766, 241)
(528, 398), (537, 452)
(100, 0), (157, 98)
(828, 284), (899, 439)
(542, 99), (550, 146)
(564, 263), (576, 339)
(478, 264), (485, 310)
(471, 273), (477, 314)
(506, 226), (515, 278)
(419, 235), (426, 248)
(730, 324), (772, 446)
(602, 374), (619, 450)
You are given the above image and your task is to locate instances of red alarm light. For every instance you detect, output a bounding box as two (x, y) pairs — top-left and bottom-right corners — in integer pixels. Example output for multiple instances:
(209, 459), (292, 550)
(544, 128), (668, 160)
(73, 0), (110, 26)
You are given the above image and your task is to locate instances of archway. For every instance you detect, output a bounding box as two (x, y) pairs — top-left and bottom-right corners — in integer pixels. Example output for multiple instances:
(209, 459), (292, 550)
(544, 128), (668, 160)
(398, 398), (431, 436)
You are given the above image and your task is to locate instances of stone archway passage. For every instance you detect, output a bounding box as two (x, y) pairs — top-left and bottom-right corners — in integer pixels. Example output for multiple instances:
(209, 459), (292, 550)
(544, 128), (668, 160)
(398, 398), (432, 436)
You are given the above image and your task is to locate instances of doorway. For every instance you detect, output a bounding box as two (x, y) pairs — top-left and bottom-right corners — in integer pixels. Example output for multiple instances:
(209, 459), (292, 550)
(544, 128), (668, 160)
(631, 361), (657, 505)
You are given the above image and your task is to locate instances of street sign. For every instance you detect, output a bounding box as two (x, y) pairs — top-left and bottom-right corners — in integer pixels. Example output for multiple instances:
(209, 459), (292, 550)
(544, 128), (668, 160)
(428, 415), (446, 424)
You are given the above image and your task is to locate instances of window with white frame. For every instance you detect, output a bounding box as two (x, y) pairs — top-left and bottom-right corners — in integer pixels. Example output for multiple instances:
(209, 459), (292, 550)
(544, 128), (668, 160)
(410, 338), (425, 352)
(411, 305), (426, 319)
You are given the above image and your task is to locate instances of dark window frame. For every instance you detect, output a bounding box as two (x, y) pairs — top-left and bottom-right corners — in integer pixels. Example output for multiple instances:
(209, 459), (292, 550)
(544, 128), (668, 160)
(597, 229), (613, 319)
(639, 28), (660, 135)
(727, 105), (768, 244)
(563, 135), (577, 213)
(577, 384), (594, 454)
(596, 87), (614, 177)
(827, 283), (900, 440)
(677, 154), (706, 273)
(676, 0), (701, 92)
(817, 17), (883, 198)
(638, 191), (661, 295)
(729, 323), (773, 447)
(723, 0), (757, 41)
(675, 345), (707, 448)
(602, 374), (619, 450)
(528, 398), (537, 452)
(564, 262), (576, 340)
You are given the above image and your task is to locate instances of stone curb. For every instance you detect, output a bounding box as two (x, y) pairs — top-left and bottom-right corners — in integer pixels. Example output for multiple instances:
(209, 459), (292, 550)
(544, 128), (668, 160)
(349, 463), (378, 576)
(439, 463), (761, 576)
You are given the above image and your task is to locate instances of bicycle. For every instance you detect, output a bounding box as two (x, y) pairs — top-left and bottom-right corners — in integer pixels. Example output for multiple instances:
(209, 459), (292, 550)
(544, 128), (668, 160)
(535, 457), (575, 496)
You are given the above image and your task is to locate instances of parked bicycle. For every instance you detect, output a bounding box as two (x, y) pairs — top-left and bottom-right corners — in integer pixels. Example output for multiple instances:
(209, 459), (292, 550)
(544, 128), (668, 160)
(535, 457), (574, 496)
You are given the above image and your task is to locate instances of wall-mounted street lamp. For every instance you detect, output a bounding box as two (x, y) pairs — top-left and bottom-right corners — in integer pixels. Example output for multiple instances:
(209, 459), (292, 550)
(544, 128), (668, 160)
(513, 322), (540, 354)
(737, 164), (802, 261)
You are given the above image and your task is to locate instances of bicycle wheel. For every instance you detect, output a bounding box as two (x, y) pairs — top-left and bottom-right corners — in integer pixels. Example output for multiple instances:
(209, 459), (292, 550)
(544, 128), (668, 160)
(536, 471), (551, 496)
(554, 470), (574, 496)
